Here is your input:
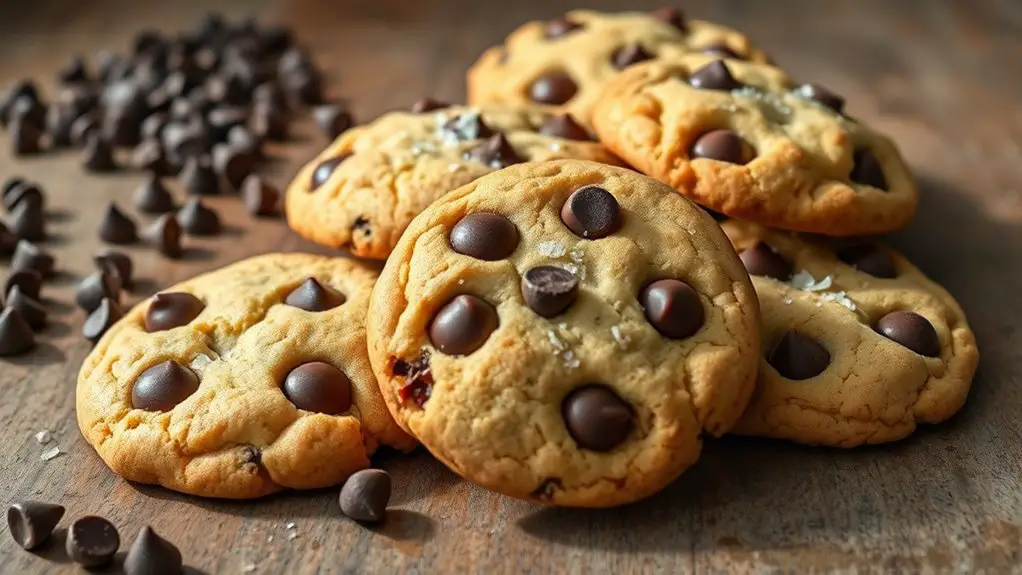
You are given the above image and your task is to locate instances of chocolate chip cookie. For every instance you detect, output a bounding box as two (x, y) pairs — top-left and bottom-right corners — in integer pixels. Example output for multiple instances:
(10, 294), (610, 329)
(467, 8), (768, 128)
(592, 56), (918, 236)
(722, 221), (978, 447)
(285, 104), (622, 260)
(367, 160), (761, 507)
(76, 254), (415, 499)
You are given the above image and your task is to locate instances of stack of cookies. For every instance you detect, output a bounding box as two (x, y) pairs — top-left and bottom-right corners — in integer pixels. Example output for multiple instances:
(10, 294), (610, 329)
(76, 8), (979, 509)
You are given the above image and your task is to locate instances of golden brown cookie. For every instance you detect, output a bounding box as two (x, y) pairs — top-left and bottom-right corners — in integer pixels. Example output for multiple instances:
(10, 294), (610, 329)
(723, 221), (978, 447)
(367, 160), (760, 507)
(468, 8), (768, 127)
(592, 57), (918, 236)
(285, 104), (622, 260)
(76, 254), (415, 499)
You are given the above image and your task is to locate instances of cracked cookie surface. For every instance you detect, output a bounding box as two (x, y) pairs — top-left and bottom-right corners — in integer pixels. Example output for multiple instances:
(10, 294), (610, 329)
(592, 57), (918, 236)
(467, 8), (768, 128)
(367, 160), (760, 507)
(722, 221), (978, 447)
(76, 253), (415, 499)
(285, 104), (622, 260)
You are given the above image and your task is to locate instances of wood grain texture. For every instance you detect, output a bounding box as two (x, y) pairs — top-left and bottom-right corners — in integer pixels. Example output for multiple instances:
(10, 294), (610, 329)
(1, 0), (1021, 572)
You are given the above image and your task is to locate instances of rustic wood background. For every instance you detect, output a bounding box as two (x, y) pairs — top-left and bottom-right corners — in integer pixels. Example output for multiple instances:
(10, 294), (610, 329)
(1, 0), (1020, 572)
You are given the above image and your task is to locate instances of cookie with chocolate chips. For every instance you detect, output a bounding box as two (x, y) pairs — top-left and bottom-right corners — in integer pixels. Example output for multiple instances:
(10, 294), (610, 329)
(284, 104), (622, 260)
(467, 9), (768, 128)
(722, 221), (978, 447)
(367, 160), (760, 507)
(76, 254), (414, 499)
(591, 55), (918, 236)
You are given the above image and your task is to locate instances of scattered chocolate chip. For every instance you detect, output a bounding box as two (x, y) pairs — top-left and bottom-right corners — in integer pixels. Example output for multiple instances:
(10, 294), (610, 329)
(538, 114), (591, 141)
(739, 242), (792, 281)
(10, 116), (43, 156)
(250, 101), (289, 141)
(241, 175), (281, 217)
(798, 83), (845, 113)
(528, 71), (578, 105)
(176, 197), (221, 236)
(561, 186), (622, 239)
(410, 97), (449, 113)
(0, 223), (16, 255)
(10, 241), (54, 278)
(700, 43), (742, 59)
(132, 360), (199, 411)
(83, 133), (118, 172)
(837, 244), (897, 278)
(7, 96), (46, 130)
(310, 155), (348, 188)
(57, 55), (89, 84)
(546, 16), (583, 39)
(689, 60), (742, 91)
(66, 516), (120, 568)
(282, 362), (353, 414)
(768, 330), (831, 380)
(466, 133), (524, 168)
(145, 292), (205, 332)
(162, 121), (208, 165)
(123, 526), (183, 575)
(180, 156), (220, 195)
(0, 308), (35, 356)
(141, 112), (169, 141)
(429, 294), (499, 355)
(850, 148), (887, 190)
(45, 105), (76, 148)
(70, 113), (99, 147)
(0, 80), (40, 123)
(94, 249), (133, 289)
(134, 172), (176, 214)
(339, 469), (391, 523)
(98, 203), (138, 244)
(449, 212), (519, 261)
(691, 130), (754, 164)
(650, 6), (687, 32)
(58, 85), (98, 118)
(3, 181), (43, 213)
(875, 311), (940, 357)
(227, 125), (263, 158)
(131, 138), (171, 174)
(613, 43), (654, 69)
(2, 177), (25, 203)
(82, 298), (124, 343)
(206, 75), (247, 107)
(6, 501), (65, 550)
(141, 214), (184, 258)
(253, 82), (288, 113)
(640, 279), (704, 339)
(211, 144), (257, 191)
(206, 105), (248, 141)
(522, 266), (578, 318)
(75, 271), (121, 313)
(102, 108), (143, 148)
(4, 269), (42, 301)
(562, 385), (634, 451)
(313, 104), (353, 139)
(442, 112), (494, 141)
(5, 286), (46, 330)
(9, 201), (45, 241)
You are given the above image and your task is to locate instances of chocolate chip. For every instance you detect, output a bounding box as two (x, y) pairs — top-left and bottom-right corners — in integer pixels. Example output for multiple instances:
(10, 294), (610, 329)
(5, 287), (46, 330)
(850, 148), (887, 190)
(561, 186), (622, 239)
(529, 70), (578, 105)
(4, 269), (42, 301)
(339, 469), (391, 523)
(176, 197), (221, 236)
(0, 223), (15, 256)
(449, 213), (519, 260)
(650, 6), (688, 32)
(768, 330), (831, 380)
(82, 298), (124, 343)
(145, 292), (204, 332)
(538, 114), (592, 141)
(522, 266), (578, 318)
(131, 138), (171, 174)
(141, 112), (169, 141)
(612, 43), (654, 69)
(227, 125), (263, 158)
(251, 101), (289, 141)
(212, 143), (257, 191)
(1, 80), (40, 123)
(66, 516), (120, 568)
(94, 249), (133, 289)
(253, 82), (288, 113)
(466, 133), (524, 168)
(10, 116), (43, 156)
(10, 201), (45, 241)
(102, 108), (143, 148)
(691, 130), (754, 164)
(8, 96), (46, 130)
(689, 60), (742, 91)
(46, 105), (76, 148)
(640, 279), (704, 339)
(132, 361), (199, 411)
(240, 175), (280, 217)
(206, 105), (249, 141)
(98, 203), (138, 244)
(310, 155), (348, 188)
(798, 83), (845, 113)
(162, 121), (208, 164)
(123, 526), (183, 575)
(739, 242), (792, 281)
(282, 362), (353, 415)
(562, 385), (634, 451)
(393, 352), (434, 407)
(141, 213), (184, 258)
(206, 75), (247, 107)
(314, 104), (353, 139)
(0, 308), (35, 356)
(70, 113), (99, 147)
(83, 133), (118, 172)
(875, 311), (940, 357)
(75, 271), (121, 313)
(410, 97), (449, 113)
(285, 277), (346, 311)
(1, 177), (26, 206)
(700, 43), (742, 60)
(57, 54), (89, 84)
(3, 181), (43, 213)
(11, 241), (54, 278)
(180, 156), (220, 195)
(134, 173), (176, 214)
(429, 294), (499, 355)
(442, 112), (494, 142)
(6, 501), (65, 550)
(837, 244), (897, 278)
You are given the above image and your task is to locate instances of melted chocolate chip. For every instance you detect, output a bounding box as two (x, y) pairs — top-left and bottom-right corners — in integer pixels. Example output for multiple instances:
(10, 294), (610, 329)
(538, 114), (591, 141)
(739, 242), (792, 281)
(521, 266), (578, 318)
(528, 71), (577, 105)
(545, 16), (583, 39)
(441, 112), (494, 141)
(410, 97), (449, 113)
(132, 361), (199, 411)
(850, 148), (887, 190)
(691, 129), (754, 164)
(875, 311), (940, 357)
(560, 186), (622, 239)
(639, 279), (704, 339)
(429, 294), (498, 355)
(310, 154), (349, 188)
(465, 133), (524, 168)
(284, 278), (345, 311)
(562, 385), (634, 451)
(449, 212), (519, 261)
(612, 43), (654, 69)
(700, 43), (743, 60)
(689, 60), (742, 91)
(282, 362), (353, 415)
(837, 244), (897, 278)
(768, 330), (830, 380)
(145, 292), (205, 332)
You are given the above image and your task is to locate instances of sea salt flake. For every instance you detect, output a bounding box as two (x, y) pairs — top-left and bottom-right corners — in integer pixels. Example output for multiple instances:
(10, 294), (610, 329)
(820, 291), (857, 311)
(562, 350), (580, 370)
(190, 354), (213, 370)
(549, 143), (562, 152)
(569, 248), (584, 263)
(447, 163), (463, 173)
(40, 447), (62, 461)
(35, 430), (52, 444)
(547, 331), (567, 352)
(243, 565), (257, 573)
(790, 270), (833, 292)
(782, 296), (794, 305)
(285, 522), (296, 530)
(267, 535), (274, 543)
(288, 532), (299, 541)
(611, 326), (630, 348)
(458, 279), (465, 285)
(538, 240), (566, 258)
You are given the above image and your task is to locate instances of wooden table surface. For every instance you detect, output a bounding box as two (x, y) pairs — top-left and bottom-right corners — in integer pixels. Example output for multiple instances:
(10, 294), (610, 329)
(1, 0), (1021, 573)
